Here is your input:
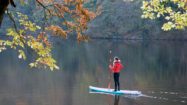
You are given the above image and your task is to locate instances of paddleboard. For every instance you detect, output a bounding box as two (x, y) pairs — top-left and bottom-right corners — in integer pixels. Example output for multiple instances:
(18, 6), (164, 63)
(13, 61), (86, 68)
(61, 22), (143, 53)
(89, 86), (141, 95)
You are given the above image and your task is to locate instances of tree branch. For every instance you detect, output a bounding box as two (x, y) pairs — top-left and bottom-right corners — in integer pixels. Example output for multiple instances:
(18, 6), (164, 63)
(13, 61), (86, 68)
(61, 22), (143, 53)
(35, 0), (53, 15)
(35, 0), (68, 26)
(7, 9), (18, 33)
(35, 0), (46, 8)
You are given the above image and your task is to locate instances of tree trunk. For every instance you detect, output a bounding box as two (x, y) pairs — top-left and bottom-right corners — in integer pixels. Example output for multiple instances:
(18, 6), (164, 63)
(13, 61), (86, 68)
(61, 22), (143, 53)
(0, 0), (16, 27)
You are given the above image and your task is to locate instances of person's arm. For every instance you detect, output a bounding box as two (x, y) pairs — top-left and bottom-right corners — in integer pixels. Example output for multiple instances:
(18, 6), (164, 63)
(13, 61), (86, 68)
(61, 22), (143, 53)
(121, 64), (124, 69)
(109, 64), (113, 71)
(120, 63), (124, 71)
(110, 63), (118, 71)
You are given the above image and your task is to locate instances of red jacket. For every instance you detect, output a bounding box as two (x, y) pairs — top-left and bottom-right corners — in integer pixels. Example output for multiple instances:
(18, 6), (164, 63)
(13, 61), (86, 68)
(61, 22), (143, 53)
(109, 60), (123, 73)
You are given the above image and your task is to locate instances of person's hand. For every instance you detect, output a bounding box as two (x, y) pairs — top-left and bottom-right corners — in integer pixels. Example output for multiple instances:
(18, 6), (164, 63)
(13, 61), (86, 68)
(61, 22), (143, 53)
(109, 64), (112, 69)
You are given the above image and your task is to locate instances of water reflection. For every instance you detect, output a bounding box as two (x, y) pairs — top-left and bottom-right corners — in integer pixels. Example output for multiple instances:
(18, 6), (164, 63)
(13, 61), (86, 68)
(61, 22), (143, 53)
(114, 95), (120, 105)
(0, 40), (187, 105)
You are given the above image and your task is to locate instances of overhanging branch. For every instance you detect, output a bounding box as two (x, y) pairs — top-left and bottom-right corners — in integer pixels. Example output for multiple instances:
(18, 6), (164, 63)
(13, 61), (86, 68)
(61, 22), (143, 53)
(7, 9), (19, 33)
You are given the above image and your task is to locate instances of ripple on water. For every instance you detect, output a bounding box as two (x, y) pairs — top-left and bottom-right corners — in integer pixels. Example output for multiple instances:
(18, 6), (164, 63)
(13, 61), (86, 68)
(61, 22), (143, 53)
(140, 90), (187, 105)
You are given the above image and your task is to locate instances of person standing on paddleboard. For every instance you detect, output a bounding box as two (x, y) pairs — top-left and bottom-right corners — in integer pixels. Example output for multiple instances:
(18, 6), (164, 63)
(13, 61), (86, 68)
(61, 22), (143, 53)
(109, 57), (123, 91)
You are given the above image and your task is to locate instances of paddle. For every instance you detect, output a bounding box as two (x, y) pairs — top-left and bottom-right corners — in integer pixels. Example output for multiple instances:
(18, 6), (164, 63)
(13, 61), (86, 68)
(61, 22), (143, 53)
(108, 50), (112, 89)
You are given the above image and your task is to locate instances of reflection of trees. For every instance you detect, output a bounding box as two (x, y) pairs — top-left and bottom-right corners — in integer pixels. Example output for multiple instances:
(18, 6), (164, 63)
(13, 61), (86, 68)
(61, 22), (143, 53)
(53, 40), (187, 90)
(0, 40), (187, 104)
(121, 41), (187, 90)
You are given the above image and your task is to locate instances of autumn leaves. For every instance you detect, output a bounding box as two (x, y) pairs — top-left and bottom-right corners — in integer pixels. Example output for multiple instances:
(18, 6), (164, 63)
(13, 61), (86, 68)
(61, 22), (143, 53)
(0, 0), (97, 70)
(41, 0), (96, 42)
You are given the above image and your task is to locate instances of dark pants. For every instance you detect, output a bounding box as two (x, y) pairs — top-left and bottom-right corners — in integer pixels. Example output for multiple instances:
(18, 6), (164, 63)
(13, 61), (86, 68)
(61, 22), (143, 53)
(113, 73), (120, 91)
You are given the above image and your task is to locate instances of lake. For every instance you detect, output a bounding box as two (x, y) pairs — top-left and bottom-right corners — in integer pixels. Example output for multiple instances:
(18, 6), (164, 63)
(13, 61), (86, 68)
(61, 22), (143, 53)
(0, 40), (186, 105)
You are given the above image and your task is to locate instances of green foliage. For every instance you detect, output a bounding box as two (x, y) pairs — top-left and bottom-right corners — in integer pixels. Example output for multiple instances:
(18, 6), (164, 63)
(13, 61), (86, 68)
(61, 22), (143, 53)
(141, 0), (187, 31)
(0, 12), (59, 71)
(17, 12), (41, 31)
(0, 0), (97, 70)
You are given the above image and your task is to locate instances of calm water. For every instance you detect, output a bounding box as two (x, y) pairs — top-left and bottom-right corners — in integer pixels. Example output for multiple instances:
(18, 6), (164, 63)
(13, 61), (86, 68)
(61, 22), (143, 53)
(0, 40), (187, 105)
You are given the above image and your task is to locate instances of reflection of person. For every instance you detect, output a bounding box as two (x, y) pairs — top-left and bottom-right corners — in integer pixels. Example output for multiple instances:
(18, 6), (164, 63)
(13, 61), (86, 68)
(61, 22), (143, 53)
(114, 95), (120, 105)
(109, 57), (123, 91)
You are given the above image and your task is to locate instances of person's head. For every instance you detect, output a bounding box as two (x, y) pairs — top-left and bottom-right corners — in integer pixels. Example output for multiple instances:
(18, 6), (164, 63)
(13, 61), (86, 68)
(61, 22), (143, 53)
(114, 56), (120, 61)
(114, 57), (118, 60)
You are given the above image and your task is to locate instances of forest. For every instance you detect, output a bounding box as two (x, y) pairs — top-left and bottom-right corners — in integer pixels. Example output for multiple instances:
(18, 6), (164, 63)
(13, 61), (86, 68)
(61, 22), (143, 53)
(1, 0), (187, 70)
(0, 1), (187, 105)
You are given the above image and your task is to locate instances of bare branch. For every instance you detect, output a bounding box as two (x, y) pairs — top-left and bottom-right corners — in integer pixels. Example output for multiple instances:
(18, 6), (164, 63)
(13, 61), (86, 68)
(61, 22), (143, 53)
(35, 0), (46, 9)
(7, 10), (18, 33)
(35, 0), (53, 15)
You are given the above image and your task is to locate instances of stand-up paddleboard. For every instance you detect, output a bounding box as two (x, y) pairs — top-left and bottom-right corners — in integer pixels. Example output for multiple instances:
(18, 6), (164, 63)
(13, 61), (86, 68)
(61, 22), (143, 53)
(89, 86), (141, 95)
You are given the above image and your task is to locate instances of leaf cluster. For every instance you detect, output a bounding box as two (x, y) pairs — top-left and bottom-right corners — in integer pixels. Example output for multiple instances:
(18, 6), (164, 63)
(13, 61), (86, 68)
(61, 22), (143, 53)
(141, 0), (187, 31)
(0, 0), (97, 70)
